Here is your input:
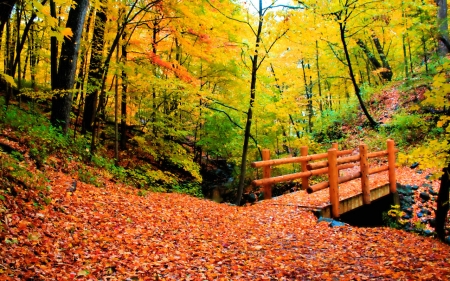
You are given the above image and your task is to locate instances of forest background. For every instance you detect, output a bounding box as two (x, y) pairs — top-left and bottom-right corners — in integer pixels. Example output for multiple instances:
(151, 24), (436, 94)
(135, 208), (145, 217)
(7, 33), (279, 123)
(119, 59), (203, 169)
(0, 0), (449, 239)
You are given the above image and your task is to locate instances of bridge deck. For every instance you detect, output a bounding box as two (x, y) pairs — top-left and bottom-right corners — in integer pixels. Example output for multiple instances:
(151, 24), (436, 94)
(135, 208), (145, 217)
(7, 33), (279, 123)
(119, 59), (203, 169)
(259, 168), (393, 217)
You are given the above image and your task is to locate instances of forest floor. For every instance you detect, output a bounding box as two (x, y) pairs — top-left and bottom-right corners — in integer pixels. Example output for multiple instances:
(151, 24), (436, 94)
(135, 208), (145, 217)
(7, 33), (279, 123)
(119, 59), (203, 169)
(1, 130), (450, 280)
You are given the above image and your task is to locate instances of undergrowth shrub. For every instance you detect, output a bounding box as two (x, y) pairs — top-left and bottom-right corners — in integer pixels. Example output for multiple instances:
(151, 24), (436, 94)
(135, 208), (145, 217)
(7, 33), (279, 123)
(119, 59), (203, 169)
(386, 112), (430, 146)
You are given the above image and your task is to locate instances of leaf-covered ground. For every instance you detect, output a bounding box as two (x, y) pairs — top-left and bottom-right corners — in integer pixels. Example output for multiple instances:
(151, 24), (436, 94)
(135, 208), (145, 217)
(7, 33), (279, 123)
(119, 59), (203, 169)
(1, 163), (450, 280)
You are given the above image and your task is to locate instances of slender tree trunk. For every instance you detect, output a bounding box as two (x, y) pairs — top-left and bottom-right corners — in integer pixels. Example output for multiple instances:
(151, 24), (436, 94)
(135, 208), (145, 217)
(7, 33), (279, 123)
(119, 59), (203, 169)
(371, 34), (393, 81)
(402, 34), (409, 77)
(50, 0), (89, 133)
(422, 33), (429, 74)
(5, 14), (16, 107)
(50, 0), (58, 90)
(114, 27), (120, 163)
(236, 0), (263, 206)
(436, 0), (449, 56)
(301, 60), (313, 133)
(435, 162), (449, 241)
(120, 31), (128, 150)
(315, 40), (323, 114)
(15, 0), (22, 100)
(339, 23), (378, 128)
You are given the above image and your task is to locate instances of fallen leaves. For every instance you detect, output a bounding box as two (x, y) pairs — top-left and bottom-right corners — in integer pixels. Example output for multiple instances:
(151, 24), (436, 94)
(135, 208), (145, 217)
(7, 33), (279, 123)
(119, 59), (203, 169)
(0, 167), (449, 280)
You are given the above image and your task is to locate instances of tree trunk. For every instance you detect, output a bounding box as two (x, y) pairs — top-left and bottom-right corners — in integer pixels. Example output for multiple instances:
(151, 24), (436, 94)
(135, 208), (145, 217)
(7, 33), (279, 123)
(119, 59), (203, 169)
(114, 26), (120, 163)
(436, 0), (449, 56)
(356, 38), (391, 82)
(50, 0), (58, 90)
(435, 162), (449, 241)
(50, 0), (88, 133)
(339, 23), (378, 129)
(371, 34), (393, 81)
(120, 31), (128, 150)
(0, 0), (17, 53)
(236, 0), (263, 206)
(82, 1), (107, 133)
(315, 40), (323, 114)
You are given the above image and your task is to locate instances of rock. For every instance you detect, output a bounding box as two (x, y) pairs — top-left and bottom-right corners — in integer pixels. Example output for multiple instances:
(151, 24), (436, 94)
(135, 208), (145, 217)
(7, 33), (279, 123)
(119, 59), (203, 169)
(429, 218), (436, 227)
(425, 174), (432, 180)
(318, 217), (334, 223)
(402, 214), (411, 220)
(411, 185), (419, 190)
(330, 220), (346, 227)
(445, 236), (450, 244)
(429, 188), (438, 196)
(421, 208), (431, 215)
(423, 229), (433, 236)
(422, 183), (432, 188)
(417, 170), (423, 174)
(397, 184), (414, 196)
(317, 217), (346, 227)
(404, 208), (413, 215)
(419, 192), (430, 201)
(417, 212), (423, 218)
(410, 162), (419, 169)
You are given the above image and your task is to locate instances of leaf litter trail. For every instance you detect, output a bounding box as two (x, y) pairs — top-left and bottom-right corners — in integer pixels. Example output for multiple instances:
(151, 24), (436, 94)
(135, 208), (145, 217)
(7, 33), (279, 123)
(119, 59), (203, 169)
(1, 169), (450, 280)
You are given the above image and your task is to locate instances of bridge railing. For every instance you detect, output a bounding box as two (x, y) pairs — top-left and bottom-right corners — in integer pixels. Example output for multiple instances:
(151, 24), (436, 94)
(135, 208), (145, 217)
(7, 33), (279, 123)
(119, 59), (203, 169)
(251, 139), (398, 218)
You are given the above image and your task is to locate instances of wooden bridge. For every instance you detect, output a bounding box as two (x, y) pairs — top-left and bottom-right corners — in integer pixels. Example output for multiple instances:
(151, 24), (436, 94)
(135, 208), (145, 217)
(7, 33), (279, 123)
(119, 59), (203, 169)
(251, 140), (399, 218)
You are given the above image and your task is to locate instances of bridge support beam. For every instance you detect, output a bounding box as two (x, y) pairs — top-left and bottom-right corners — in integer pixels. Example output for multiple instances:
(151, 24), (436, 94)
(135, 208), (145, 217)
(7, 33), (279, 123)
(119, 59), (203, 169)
(262, 149), (272, 199)
(360, 143), (371, 205)
(328, 148), (340, 218)
(301, 146), (309, 190)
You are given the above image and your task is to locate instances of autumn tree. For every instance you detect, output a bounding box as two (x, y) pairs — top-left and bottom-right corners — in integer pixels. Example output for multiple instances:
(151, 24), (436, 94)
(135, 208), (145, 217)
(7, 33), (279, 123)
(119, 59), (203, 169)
(206, 0), (305, 204)
(321, 0), (379, 128)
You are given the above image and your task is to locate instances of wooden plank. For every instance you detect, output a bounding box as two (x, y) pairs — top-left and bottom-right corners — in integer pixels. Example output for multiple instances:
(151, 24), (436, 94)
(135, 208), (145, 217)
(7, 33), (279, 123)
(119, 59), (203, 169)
(320, 184), (391, 218)
(328, 149), (339, 218)
(307, 153), (359, 170)
(360, 143), (370, 205)
(369, 165), (389, 175)
(301, 146), (309, 190)
(251, 153), (327, 168)
(262, 149), (272, 199)
(387, 139), (397, 193)
(307, 171), (361, 194)
(252, 167), (328, 187)
(368, 148), (398, 158)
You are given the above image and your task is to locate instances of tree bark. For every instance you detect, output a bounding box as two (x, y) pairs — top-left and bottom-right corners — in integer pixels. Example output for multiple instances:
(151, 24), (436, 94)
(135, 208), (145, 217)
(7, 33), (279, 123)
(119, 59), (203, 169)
(120, 31), (128, 150)
(435, 0), (449, 56)
(82, 1), (107, 133)
(50, 0), (58, 90)
(50, 0), (88, 133)
(0, 0), (17, 52)
(435, 163), (449, 241)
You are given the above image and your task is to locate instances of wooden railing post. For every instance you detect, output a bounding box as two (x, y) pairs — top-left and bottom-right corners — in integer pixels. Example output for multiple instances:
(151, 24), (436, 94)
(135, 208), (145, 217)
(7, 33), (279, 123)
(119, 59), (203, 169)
(328, 148), (340, 218)
(301, 146), (309, 190)
(262, 149), (272, 199)
(360, 143), (370, 204)
(387, 139), (396, 193)
(332, 143), (338, 150)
